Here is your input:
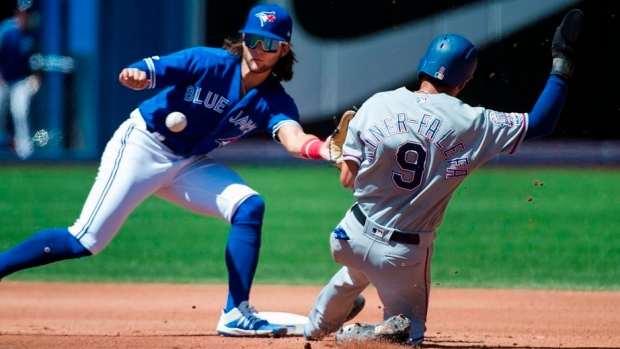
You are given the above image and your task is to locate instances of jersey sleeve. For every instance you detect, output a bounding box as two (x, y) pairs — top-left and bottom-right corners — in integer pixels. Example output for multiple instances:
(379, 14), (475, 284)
(342, 103), (369, 165)
(126, 47), (212, 89)
(268, 94), (302, 141)
(474, 108), (528, 162)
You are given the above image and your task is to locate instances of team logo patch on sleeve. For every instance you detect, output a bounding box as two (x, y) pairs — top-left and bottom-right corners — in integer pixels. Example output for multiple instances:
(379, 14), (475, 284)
(489, 111), (525, 127)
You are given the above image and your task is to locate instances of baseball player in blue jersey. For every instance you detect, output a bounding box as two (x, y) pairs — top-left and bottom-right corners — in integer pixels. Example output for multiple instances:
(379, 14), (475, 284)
(304, 9), (585, 347)
(0, 3), (331, 337)
(0, 0), (40, 159)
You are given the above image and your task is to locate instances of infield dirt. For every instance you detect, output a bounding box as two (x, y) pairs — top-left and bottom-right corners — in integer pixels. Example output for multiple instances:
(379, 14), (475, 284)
(1, 282), (619, 349)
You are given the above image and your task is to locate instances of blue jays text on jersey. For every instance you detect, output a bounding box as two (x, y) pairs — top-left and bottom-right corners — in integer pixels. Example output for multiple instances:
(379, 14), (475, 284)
(127, 46), (301, 157)
(183, 85), (230, 113)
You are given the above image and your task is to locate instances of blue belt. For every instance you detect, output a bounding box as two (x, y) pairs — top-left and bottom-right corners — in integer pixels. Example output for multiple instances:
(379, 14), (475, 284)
(351, 204), (420, 245)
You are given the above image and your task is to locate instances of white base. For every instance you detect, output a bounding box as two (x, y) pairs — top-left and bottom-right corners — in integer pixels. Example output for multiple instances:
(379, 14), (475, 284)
(255, 311), (309, 336)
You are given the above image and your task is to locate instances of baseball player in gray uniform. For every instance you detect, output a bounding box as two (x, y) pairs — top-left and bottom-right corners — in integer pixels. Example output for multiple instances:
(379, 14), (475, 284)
(304, 9), (584, 346)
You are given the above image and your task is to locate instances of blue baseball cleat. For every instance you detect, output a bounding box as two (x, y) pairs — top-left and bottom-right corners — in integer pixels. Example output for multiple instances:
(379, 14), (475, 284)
(217, 301), (288, 338)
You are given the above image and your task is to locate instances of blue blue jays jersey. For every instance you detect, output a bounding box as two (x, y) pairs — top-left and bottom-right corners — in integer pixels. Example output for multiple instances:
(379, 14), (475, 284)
(128, 46), (301, 157)
(0, 18), (37, 82)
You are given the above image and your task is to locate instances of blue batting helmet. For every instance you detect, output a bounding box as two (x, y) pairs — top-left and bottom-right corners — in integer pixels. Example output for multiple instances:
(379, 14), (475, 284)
(417, 34), (478, 87)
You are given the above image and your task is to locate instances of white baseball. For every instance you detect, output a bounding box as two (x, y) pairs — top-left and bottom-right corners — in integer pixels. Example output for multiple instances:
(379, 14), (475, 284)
(165, 112), (187, 132)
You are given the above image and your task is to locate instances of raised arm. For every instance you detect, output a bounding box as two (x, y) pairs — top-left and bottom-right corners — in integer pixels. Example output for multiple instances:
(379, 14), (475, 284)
(526, 9), (584, 140)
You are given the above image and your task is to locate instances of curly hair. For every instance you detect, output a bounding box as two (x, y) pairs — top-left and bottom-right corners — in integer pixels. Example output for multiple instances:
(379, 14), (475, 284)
(223, 37), (297, 82)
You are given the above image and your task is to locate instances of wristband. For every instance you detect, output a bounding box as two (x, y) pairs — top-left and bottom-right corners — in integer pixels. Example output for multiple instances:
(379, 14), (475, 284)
(550, 57), (574, 80)
(300, 138), (323, 159)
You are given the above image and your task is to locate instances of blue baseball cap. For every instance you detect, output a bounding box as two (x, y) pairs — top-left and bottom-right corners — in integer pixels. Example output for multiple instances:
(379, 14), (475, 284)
(239, 4), (293, 42)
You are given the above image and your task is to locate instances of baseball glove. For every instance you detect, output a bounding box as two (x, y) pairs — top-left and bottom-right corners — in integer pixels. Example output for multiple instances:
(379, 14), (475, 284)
(550, 8), (585, 79)
(329, 109), (356, 165)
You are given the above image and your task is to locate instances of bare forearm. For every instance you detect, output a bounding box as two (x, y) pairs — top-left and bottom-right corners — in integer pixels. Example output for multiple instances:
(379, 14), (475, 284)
(278, 124), (330, 161)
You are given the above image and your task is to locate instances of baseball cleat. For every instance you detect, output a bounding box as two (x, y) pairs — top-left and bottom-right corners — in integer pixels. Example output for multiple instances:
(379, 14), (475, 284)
(344, 294), (366, 322)
(335, 313), (411, 344)
(216, 301), (288, 338)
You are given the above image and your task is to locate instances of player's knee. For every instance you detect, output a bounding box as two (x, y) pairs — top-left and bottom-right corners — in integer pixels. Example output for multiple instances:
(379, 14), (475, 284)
(231, 195), (265, 225)
(68, 234), (93, 257)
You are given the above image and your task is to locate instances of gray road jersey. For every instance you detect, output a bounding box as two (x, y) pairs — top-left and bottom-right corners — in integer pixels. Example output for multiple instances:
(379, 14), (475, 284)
(342, 87), (528, 232)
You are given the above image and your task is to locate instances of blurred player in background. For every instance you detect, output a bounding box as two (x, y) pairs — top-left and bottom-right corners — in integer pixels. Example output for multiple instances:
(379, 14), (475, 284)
(0, 3), (332, 337)
(304, 9), (585, 347)
(0, 0), (40, 159)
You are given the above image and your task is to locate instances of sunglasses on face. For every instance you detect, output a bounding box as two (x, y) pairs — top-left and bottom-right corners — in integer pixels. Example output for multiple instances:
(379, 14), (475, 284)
(243, 34), (284, 53)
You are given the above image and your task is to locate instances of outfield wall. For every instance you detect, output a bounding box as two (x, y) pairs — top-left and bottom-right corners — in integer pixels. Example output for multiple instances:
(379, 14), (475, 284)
(0, 0), (617, 162)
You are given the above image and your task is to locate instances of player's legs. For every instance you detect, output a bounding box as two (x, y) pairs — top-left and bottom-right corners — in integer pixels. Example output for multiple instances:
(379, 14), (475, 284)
(309, 207), (436, 345)
(0, 228), (91, 279)
(68, 119), (180, 254)
(154, 157), (258, 221)
(364, 232), (436, 346)
(0, 119), (176, 280)
(305, 211), (374, 339)
(154, 159), (285, 336)
(224, 194), (264, 310)
(154, 157), (261, 307)
(304, 266), (371, 340)
(9, 79), (34, 159)
(218, 195), (289, 337)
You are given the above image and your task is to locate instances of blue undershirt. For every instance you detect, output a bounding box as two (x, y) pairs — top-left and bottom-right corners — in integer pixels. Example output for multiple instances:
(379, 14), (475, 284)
(525, 74), (569, 140)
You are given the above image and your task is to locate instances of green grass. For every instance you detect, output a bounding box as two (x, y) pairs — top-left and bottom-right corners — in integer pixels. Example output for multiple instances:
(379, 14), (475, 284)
(1, 164), (618, 290)
(432, 168), (620, 290)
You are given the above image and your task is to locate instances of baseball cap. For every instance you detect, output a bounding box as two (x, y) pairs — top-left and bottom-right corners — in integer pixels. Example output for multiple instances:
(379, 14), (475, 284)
(239, 4), (293, 42)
